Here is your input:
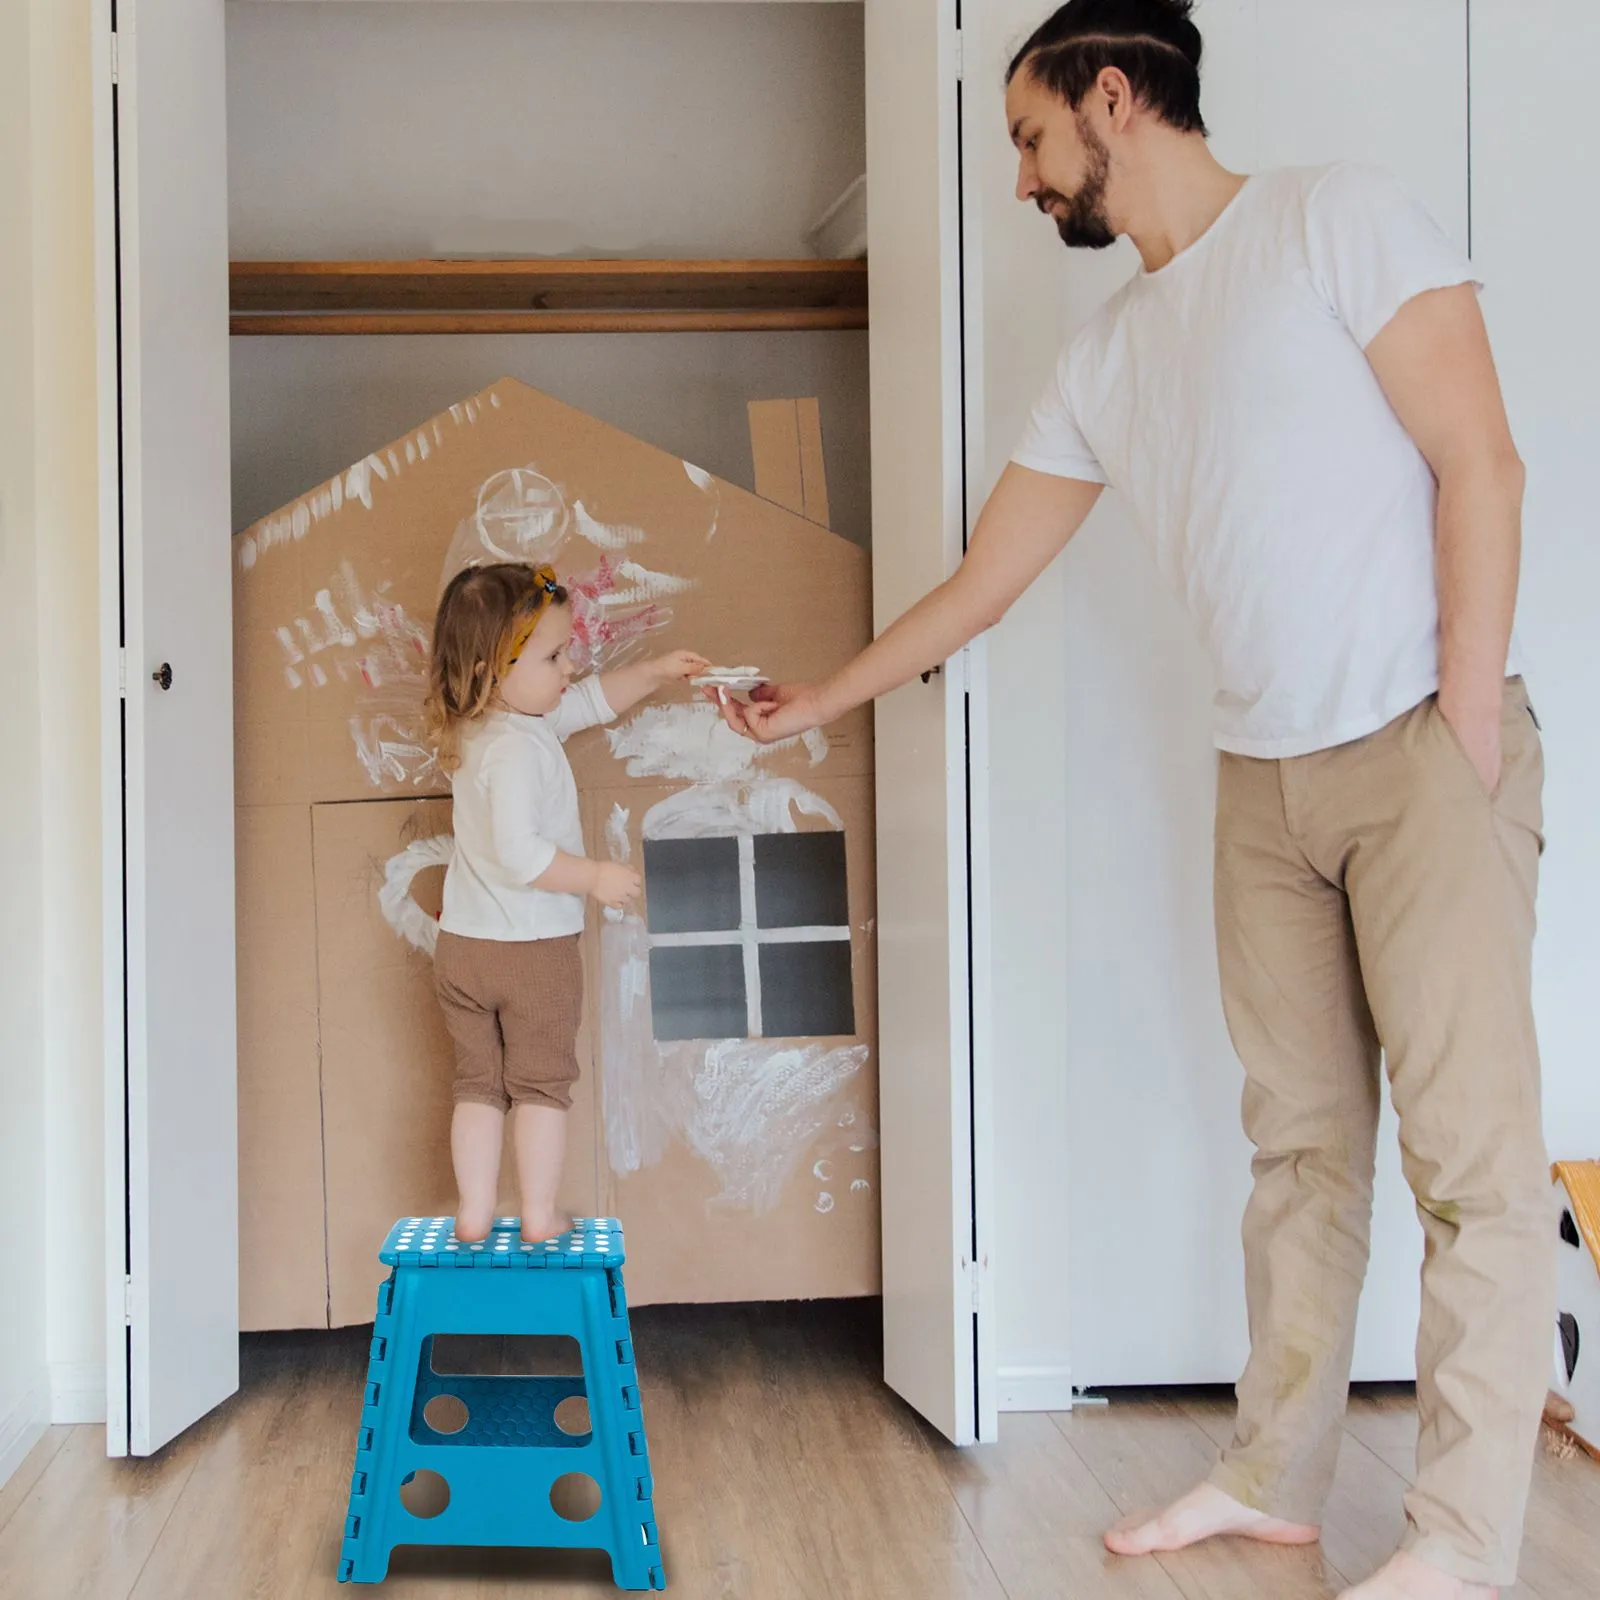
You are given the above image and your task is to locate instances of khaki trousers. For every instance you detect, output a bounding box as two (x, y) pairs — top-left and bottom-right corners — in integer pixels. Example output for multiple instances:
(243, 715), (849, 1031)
(1208, 680), (1553, 1587)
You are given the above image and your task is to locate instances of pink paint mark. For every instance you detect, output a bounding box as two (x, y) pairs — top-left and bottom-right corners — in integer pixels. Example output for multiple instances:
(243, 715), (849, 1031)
(566, 557), (672, 673)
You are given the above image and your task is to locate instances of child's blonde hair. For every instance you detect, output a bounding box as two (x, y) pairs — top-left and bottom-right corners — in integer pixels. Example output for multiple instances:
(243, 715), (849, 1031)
(424, 562), (569, 772)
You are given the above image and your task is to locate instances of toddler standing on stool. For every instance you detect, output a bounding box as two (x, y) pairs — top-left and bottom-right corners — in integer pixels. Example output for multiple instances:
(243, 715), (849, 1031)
(423, 561), (707, 1243)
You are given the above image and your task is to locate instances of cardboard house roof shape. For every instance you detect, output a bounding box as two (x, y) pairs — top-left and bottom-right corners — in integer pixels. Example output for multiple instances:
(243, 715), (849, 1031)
(233, 378), (879, 1329)
(1553, 1161), (1600, 1459)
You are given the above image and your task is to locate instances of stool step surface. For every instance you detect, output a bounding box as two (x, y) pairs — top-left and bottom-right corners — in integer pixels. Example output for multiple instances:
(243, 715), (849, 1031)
(381, 1216), (625, 1270)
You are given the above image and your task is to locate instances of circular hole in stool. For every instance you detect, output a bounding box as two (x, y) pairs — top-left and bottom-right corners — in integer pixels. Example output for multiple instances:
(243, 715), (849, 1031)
(549, 1472), (603, 1522)
(399, 1468), (450, 1519)
(553, 1395), (591, 1437)
(423, 1394), (470, 1435)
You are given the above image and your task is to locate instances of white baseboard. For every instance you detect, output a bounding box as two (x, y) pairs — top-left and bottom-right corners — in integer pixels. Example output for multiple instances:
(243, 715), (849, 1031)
(50, 1361), (106, 1426)
(0, 1379), (50, 1492)
(997, 1364), (1076, 1413)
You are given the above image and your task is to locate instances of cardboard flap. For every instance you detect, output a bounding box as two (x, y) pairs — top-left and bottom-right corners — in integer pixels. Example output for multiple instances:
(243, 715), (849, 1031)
(748, 398), (830, 530)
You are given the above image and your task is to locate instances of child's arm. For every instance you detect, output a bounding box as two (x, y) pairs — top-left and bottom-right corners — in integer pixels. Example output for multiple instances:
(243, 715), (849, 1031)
(485, 740), (641, 907)
(533, 851), (641, 909)
(597, 649), (711, 719)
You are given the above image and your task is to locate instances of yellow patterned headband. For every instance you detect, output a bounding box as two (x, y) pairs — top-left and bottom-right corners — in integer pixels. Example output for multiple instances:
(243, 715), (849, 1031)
(498, 565), (563, 675)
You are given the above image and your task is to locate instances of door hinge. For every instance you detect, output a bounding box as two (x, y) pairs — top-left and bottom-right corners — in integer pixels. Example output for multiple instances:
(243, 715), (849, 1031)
(118, 648), (127, 697)
(110, 31), (119, 85)
(964, 1256), (982, 1313)
(954, 28), (965, 82)
(123, 1275), (134, 1325)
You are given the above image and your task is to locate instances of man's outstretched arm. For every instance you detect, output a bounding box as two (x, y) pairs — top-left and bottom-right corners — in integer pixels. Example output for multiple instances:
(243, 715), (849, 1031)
(720, 464), (1103, 742)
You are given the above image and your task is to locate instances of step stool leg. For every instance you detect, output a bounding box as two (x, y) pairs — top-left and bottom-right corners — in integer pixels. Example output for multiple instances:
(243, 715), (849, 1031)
(340, 1269), (418, 1584)
(586, 1268), (666, 1591)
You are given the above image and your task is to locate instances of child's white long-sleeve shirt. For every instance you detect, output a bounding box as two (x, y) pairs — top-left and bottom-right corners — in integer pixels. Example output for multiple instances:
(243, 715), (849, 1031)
(438, 676), (615, 941)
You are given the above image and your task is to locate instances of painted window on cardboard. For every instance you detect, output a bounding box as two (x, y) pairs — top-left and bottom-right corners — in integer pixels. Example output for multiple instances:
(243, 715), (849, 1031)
(643, 832), (854, 1041)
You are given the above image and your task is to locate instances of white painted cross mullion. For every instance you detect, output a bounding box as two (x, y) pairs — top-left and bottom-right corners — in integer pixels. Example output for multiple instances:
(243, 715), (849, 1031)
(739, 834), (763, 1036)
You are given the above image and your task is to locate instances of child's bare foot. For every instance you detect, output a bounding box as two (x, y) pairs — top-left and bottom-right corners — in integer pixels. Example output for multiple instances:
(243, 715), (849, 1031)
(1104, 1481), (1321, 1556)
(454, 1204), (496, 1244)
(522, 1209), (574, 1242)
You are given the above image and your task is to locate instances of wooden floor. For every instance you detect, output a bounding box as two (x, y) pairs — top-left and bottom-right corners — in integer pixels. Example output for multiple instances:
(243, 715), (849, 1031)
(2, 1300), (1597, 1599)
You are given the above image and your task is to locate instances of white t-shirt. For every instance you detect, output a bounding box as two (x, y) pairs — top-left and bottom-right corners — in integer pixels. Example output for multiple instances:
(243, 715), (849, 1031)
(1014, 162), (1497, 759)
(439, 676), (615, 941)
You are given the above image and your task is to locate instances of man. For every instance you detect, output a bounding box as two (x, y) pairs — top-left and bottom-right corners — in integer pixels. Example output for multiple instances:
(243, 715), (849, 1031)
(716, 2), (1551, 1597)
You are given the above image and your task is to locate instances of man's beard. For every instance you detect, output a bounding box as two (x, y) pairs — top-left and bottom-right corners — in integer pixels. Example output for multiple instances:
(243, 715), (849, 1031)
(1036, 120), (1115, 250)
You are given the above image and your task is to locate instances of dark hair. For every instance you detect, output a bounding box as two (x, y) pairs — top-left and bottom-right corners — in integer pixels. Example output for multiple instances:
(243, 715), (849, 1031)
(1006, 0), (1207, 136)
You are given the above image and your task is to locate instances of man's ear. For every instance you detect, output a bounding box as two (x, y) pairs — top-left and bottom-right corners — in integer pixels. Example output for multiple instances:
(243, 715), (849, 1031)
(1098, 66), (1133, 129)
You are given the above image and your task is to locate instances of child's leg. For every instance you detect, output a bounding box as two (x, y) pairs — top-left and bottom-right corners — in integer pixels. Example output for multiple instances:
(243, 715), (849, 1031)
(513, 1104), (572, 1240)
(434, 932), (512, 1243)
(500, 934), (584, 1238)
(450, 1102), (506, 1243)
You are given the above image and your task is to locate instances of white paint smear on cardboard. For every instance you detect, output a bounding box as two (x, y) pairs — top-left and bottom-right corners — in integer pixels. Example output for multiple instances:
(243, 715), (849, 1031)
(687, 1041), (868, 1211)
(599, 560), (695, 608)
(378, 835), (455, 955)
(608, 701), (827, 785)
(605, 803), (632, 865)
(643, 778), (841, 841)
(573, 500), (645, 551)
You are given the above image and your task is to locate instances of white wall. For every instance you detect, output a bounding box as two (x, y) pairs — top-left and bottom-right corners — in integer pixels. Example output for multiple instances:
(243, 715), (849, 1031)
(35, 0), (109, 1430)
(0, 2), (108, 1490)
(1470, 0), (1600, 1154)
(0, 0), (51, 1492)
(226, 1), (871, 542)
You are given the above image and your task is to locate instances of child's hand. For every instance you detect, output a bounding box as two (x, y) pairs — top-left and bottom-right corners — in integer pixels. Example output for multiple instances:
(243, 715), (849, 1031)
(592, 861), (643, 910)
(651, 650), (712, 687)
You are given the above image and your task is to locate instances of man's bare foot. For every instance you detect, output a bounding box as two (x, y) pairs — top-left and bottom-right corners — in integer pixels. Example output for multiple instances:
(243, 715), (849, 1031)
(1338, 1551), (1497, 1599)
(1104, 1481), (1321, 1556)
(522, 1209), (574, 1242)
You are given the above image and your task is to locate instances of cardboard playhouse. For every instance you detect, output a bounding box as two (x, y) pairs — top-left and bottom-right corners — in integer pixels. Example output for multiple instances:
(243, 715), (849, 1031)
(234, 379), (879, 1329)
(1551, 1161), (1600, 1459)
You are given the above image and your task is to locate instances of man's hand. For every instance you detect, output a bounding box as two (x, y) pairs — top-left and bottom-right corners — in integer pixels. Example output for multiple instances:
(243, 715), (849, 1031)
(1438, 690), (1503, 795)
(705, 682), (823, 744)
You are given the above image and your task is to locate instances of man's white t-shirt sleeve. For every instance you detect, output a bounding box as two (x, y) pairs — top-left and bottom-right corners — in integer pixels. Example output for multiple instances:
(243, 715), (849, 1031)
(1010, 349), (1110, 484)
(481, 735), (559, 885)
(1305, 162), (1481, 350)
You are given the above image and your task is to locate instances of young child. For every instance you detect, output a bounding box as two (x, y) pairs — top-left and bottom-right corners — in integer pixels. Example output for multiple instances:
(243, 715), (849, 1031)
(423, 561), (707, 1243)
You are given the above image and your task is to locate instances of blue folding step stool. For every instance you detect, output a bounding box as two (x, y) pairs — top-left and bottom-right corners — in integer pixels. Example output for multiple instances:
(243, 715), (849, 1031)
(337, 1216), (665, 1589)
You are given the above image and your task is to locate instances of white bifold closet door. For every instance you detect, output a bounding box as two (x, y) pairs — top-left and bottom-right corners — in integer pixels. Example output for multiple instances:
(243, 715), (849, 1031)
(866, 0), (996, 1444)
(95, 0), (239, 1455)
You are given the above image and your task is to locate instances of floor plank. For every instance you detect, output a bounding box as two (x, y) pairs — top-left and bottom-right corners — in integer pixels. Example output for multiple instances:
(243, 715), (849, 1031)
(0, 1425), (70, 1539)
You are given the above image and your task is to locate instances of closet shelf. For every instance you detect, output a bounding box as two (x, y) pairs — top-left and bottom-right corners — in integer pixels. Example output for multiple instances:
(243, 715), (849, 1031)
(229, 258), (869, 335)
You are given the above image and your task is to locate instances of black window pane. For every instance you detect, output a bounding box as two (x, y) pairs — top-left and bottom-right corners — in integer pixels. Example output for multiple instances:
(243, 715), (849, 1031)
(753, 832), (849, 929)
(649, 945), (747, 1040)
(643, 837), (742, 933)
(758, 941), (855, 1038)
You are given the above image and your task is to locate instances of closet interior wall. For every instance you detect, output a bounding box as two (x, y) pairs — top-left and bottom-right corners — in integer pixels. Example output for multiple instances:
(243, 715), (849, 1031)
(225, 1), (872, 546)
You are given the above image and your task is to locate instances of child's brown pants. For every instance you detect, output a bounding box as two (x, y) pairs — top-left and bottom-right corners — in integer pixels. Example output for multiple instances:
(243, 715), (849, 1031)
(433, 931), (583, 1112)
